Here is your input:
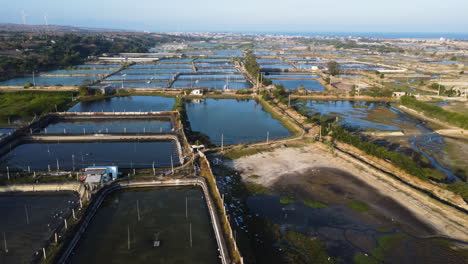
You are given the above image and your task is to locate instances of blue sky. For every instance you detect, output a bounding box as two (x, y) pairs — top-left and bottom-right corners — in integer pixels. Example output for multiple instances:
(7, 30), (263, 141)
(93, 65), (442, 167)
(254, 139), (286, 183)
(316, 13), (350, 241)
(1, 0), (467, 32)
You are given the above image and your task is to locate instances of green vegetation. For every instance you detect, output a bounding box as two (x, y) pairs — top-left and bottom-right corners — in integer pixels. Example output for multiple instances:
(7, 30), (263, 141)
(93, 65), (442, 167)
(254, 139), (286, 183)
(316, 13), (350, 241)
(244, 51), (272, 86)
(363, 86), (393, 98)
(280, 197), (296, 204)
(0, 33), (177, 81)
(446, 181), (468, 203)
(223, 146), (273, 160)
(0, 91), (75, 124)
(245, 182), (269, 195)
(353, 253), (380, 264)
(303, 200), (328, 208)
(348, 200), (370, 213)
(329, 126), (446, 182)
(327, 61), (340, 76)
(400, 96), (468, 129)
(235, 89), (252, 95)
(281, 231), (337, 264)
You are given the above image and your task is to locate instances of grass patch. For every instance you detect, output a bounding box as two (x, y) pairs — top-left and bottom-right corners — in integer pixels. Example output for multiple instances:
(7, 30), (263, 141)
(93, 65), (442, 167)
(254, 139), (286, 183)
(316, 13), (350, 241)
(280, 197), (296, 204)
(0, 91), (76, 125)
(353, 253), (380, 264)
(258, 97), (302, 138)
(348, 200), (370, 213)
(223, 146), (273, 160)
(282, 231), (337, 263)
(303, 200), (328, 208)
(248, 174), (260, 179)
(245, 182), (269, 195)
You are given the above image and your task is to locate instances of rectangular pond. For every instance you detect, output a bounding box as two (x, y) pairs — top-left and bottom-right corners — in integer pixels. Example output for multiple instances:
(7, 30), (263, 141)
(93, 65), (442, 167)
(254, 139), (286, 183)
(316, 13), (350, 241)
(0, 76), (98, 86)
(103, 81), (168, 88)
(77, 64), (122, 69)
(259, 64), (294, 70)
(41, 119), (173, 134)
(159, 59), (193, 63)
(0, 192), (78, 264)
(105, 74), (174, 81)
(186, 99), (291, 145)
(69, 187), (220, 264)
(171, 80), (251, 90)
(120, 69), (193, 75)
(68, 96), (175, 112)
(178, 74), (245, 80)
(0, 141), (180, 171)
(197, 68), (238, 73)
(265, 74), (321, 79)
(271, 79), (325, 91)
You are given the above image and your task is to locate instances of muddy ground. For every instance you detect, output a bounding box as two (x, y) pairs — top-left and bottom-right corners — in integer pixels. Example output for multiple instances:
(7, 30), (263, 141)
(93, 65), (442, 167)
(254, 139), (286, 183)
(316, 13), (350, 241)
(225, 145), (468, 263)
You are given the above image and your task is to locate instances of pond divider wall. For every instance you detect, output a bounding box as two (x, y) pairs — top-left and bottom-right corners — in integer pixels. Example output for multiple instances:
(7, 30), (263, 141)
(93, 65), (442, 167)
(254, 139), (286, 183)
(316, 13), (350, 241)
(56, 177), (232, 264)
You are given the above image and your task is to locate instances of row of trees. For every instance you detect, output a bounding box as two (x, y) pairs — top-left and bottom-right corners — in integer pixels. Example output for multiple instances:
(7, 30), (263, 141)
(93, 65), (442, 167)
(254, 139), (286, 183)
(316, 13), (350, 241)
(244, 52), (272, 86)
(400, 96), (468, 129)
(328, 126), (447, 182)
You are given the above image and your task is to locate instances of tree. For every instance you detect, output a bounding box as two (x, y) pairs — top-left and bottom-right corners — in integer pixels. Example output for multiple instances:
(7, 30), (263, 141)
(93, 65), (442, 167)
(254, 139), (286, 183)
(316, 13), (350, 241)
(327, 61), (340, 76)
(78, 85), (90, 96)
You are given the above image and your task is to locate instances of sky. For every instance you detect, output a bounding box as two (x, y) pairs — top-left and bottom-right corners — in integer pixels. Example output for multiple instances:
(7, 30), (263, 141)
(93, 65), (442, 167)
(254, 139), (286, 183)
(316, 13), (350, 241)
(1, 0), (467, 33)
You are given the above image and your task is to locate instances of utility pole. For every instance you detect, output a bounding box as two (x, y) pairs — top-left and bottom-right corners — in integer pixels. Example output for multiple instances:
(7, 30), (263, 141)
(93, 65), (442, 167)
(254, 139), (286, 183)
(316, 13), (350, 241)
(24, 205), (30, 224)
(189, 222), (192, 248)
(137, 200), (141, 222)
(221, 133), (224, 152)
(266, 131), (269, 144)
(127, 225), (130, 250)
(171, 156), (174, 175)
(32, 71), (36, 87)
(3, 232), (8, 253)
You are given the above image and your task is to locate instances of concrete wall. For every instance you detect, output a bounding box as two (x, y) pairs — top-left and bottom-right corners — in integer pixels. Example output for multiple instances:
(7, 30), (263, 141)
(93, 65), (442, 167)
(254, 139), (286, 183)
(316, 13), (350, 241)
(0, 182), (88, 200)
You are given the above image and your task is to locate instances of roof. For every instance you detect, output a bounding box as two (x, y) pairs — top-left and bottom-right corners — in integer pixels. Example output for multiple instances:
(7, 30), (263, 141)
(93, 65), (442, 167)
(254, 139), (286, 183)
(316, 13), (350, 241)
(85, 175), (102, 183)
(84, 169), (106, 175)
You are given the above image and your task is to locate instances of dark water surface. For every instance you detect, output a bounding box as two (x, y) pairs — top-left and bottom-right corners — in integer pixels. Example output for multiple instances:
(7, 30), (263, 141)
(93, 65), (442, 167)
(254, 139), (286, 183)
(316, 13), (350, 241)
(0, 141), (179, 171)
(69, 187), (220, 264)
(68, 96), (175, 112)
(0, 192), (78, 264)
(41, 119), (173, 134)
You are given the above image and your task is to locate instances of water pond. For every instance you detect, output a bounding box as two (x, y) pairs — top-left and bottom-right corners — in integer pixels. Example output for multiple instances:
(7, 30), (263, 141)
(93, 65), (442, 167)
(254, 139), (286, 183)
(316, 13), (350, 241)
(41, 119), (172, 134)
(69, 187), (220, 264)
(0, 192), (78, 264)
(0, 141), (179, 171)
(68, 96), (175, 112)
(186, 99), (291, 145)
(271, 79), (325, 91)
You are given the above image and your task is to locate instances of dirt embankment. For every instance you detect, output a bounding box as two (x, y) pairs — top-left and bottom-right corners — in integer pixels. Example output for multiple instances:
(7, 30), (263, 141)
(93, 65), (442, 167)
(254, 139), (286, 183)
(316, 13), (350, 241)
(227, 144), (468, 242)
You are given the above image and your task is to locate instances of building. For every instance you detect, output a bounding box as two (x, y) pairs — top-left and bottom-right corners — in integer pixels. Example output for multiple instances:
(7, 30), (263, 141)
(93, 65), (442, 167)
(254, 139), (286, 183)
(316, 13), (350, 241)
(190, 89), (204, 96)
(392, 91), (407, 97)
(80, 166), (118, 184)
